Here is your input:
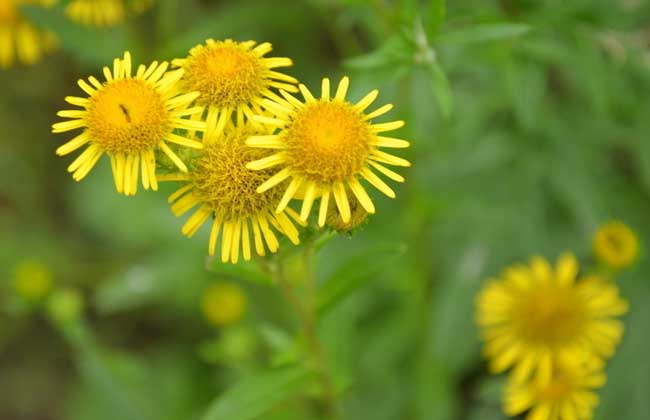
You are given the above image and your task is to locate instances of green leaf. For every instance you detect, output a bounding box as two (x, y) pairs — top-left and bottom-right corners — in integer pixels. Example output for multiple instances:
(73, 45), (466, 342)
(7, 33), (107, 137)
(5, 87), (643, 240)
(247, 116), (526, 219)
(438, 23), (531, 46)
(317, 243), (407, 315)
(427, 62), (454, 119)
(21, 5), (129, 67)
(208, 259), (273, 285)
(427, 0), (447, 37)
(344, 35), (413, 71)
(60, 322), (155, 420)
(200, 365), (313, 420)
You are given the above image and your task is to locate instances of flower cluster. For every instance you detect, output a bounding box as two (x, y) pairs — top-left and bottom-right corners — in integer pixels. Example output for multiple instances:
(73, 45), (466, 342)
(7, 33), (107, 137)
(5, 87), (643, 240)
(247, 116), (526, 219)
(0, 0), (153, 69)
(53, 39), (410, 264)
(475, 221), (638, 420)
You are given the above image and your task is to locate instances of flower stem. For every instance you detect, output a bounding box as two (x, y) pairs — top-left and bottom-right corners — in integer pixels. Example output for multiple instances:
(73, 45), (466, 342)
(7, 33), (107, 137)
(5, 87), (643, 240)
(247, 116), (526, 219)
(265, 240), (340, 418)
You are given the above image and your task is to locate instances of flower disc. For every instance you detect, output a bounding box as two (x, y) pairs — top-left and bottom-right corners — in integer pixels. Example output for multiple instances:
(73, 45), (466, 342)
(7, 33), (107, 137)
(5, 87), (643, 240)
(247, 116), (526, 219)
(166, 124), (302, 264)
(87, 79), (170, 155)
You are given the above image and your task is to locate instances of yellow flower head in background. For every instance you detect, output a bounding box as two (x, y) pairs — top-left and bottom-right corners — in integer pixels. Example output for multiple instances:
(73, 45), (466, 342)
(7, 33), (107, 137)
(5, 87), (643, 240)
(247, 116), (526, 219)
(201, 282), (247, 327)
(65, 0), (125, 27)
(247, 76), (410, 226)
(504, 358), (605, 420)
(0, 0), (57, 68)
(165, 123), (302, 264)
(172, 39), (298, 134)
(476, 253), (628, 383)
(53, 51), (205, 195)
(65, 0), (152, 27)
(130, 0), (153, 15)
(13, 259), (53, 301)
(593, 221), (639, 269)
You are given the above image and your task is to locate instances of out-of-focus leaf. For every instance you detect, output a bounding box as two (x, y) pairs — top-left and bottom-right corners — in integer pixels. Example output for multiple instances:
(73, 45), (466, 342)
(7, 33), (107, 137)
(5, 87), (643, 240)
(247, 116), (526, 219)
(427, 0), (446, 36)
(21, 5), (129, 66)
(344, 35), (414, 72)
(258, 324), (303, 367)
(61, 322), (155, 420)
(438, 23), (531, 46)
(208, 259), (272, 285)
(317, 243), (407, 315)
(427, 62), (454, 118)
(200, 365), (313, 420)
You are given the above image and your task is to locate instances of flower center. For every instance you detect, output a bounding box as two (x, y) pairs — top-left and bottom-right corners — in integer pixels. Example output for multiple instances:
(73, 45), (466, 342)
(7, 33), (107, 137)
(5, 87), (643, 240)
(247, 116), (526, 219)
(0, 0), (17, 24)
(183, 43), (265, 109)
(86, 79), (170, 155)
(513, 285), (585, 348)
(284, 101), (372, 183)
(191, 130), (283, 221)
(604, 231), (626, 256)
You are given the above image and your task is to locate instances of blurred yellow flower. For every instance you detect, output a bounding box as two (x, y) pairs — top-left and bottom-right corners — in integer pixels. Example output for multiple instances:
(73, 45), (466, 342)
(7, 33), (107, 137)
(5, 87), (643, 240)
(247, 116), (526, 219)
(13, 259), (53, 301)
(247, 76), (410, 225)
(172, 39), (298, 135)
(53, 51), (205, 195)
(163, 124), (302, 263)
(476, 253), (628, 383)
(66, 0), (125, 27)
(593, 221), (639, 269)
(201, 282), (247, 327)
(47, 288), (84, 325)
(0, 0), (57, 68)
(504, 358), (605, 420)
(65, 0), (152, 27)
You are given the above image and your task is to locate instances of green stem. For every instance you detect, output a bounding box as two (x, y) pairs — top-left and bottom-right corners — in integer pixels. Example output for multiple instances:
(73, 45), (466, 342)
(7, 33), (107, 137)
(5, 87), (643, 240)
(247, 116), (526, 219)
(263, 241), (340, 418)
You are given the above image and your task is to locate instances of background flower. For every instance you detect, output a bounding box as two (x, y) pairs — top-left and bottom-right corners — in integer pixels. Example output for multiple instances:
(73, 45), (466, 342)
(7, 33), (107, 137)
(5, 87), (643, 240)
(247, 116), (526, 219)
(1, 1), (649, 420)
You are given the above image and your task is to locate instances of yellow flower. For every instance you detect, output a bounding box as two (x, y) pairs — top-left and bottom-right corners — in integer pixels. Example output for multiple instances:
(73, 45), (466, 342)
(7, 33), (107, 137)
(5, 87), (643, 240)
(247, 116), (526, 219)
(164, 123), (302, 263)
(47, 288), (84, 325)
(65, 0), (136, 27)
(593, 221), (639, 269)
(246, 76), (410, 225)
(53, 51), (205, 195)
(201, 282), (247, 327)
(65, 0), (153, 27)
(13, 259), (53, 301)
(475, 253), (628, 383)
(504, 358), (605, 420)
(172, 39), (298, 134)
(0, 0), (57, 68)
(130, 0), (152, 14)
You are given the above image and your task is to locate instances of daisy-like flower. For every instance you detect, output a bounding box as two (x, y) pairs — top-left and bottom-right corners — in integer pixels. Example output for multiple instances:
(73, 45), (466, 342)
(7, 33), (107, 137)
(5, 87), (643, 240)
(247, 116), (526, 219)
(475, 253), (628, 384)
(593, 221), (639, 269)
(53, 51), (205, 195)
(504, 358), (606, 420)
(0, 0), (57, 68)
(246, 76), (410, 225)
(164, 123), (302, 264)
(172, 39), (298, 137)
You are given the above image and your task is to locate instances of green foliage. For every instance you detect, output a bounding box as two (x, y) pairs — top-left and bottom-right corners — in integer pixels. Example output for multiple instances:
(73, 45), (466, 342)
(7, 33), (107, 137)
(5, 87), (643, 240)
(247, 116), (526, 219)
(200, 365), (314, 420)
(2, 0), (650, 419)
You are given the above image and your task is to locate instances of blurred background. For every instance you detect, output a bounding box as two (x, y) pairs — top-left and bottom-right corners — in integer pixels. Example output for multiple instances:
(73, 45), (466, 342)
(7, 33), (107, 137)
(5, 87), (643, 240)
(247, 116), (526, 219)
(1, 0), (650, 419)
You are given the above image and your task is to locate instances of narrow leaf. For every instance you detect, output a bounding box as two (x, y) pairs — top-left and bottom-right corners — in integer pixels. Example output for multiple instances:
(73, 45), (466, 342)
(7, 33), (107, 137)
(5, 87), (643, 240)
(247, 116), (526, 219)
(200, 366), (313, 420)
(438, 23), (531, 46)
(427, 62), (454, 118)
(317, 243), (407, 315)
